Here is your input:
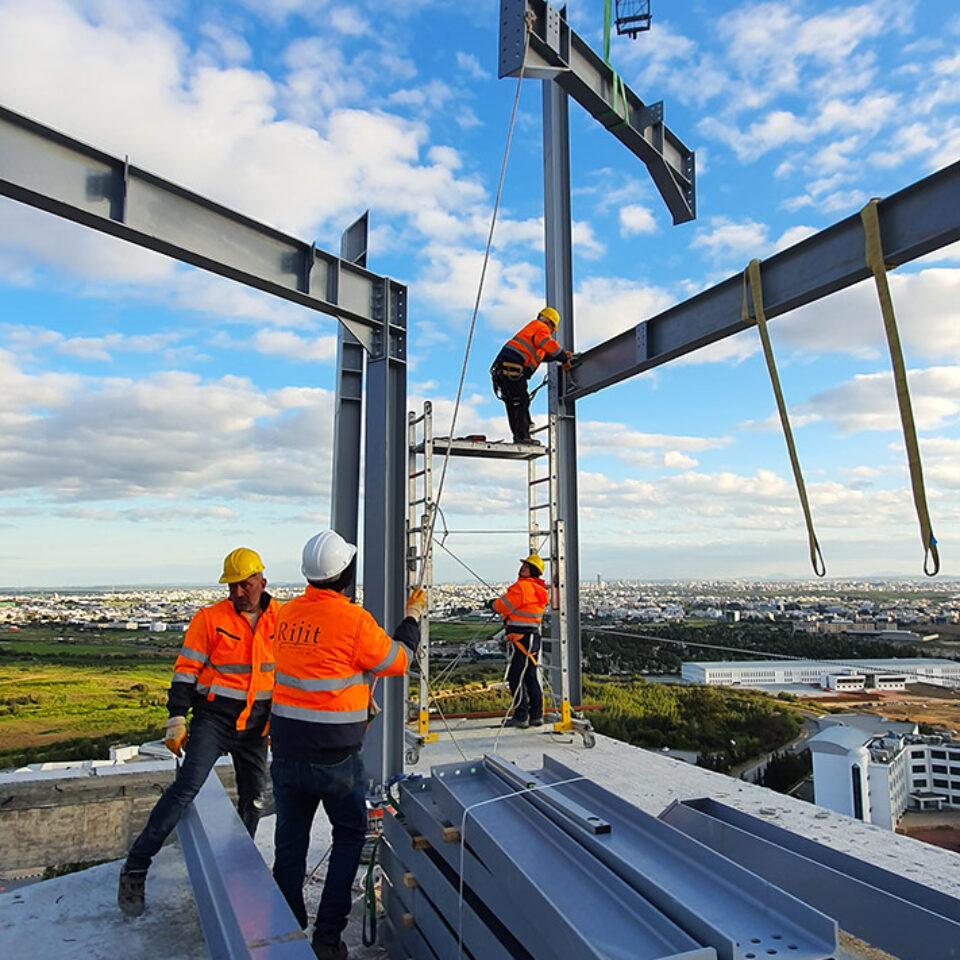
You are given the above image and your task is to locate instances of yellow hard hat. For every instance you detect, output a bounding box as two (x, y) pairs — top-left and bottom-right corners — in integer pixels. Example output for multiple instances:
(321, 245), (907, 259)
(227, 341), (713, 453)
(520, 553), (545, 576)
(219, 547), (264, 584)
(538, 307), (560, 329)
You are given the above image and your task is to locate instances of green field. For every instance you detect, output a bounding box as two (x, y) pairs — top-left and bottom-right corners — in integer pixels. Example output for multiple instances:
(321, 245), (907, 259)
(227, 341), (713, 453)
(0, 626), (176, 767)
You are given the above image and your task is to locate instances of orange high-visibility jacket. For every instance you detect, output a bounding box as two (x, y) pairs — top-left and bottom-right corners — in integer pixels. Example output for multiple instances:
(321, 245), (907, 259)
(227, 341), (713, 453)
(170, 595), (279, 731)
(503, 319), (565, 374)
(493, 576), (549, 635)
(270, 587), (415, 753)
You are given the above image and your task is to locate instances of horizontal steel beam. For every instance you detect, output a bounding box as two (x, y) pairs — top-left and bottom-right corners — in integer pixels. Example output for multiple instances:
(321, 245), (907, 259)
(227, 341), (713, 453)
(381, 820), (527, 960)
(660, 797), (960, 960)
(177, 772), (314, 960)
(415, 764), (714, 960)
(499, 0), (695, 224)
(0, 104), (409, 353)
(567, 159), (960, 399)
(495, 755), (835, 960)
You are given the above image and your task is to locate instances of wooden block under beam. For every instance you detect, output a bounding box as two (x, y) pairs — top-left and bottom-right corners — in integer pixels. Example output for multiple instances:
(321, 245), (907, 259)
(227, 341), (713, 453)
(401, 912), (416, 929)
(441, 826), (461, 843)
(402, 872), (418, 888)
(411, 834), (431, 850)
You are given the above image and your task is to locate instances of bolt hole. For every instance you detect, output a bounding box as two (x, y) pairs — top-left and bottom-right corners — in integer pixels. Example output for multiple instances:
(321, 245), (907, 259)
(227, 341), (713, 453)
(772, 935), (782, 940)
(751, 940), (761, 944)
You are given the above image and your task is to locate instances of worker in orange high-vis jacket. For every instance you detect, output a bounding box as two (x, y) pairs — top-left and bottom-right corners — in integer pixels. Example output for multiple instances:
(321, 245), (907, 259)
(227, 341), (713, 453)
(486, 552), (549, 728)
(270, 530), (424, 960)
(118, 547), (279, 917)
(491, 306), (574, 444)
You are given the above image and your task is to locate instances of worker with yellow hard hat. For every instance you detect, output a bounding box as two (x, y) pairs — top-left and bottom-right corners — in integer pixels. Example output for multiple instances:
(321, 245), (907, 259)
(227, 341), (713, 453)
(119, 547), (280, 917)
(490, 307), (575, 444)
(485, 552), (549, 728)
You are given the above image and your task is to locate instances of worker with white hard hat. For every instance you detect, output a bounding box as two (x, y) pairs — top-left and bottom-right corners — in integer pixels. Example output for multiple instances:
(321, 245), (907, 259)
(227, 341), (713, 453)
(270, 530), (424, 960)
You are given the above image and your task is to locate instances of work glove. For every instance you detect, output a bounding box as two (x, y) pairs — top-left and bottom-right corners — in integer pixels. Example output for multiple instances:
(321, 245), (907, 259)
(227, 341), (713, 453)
(405, 588), (427, 621)
(561, 351), (579, 373)
(485, 597), (498, 612)
(164, 715), (188, 757)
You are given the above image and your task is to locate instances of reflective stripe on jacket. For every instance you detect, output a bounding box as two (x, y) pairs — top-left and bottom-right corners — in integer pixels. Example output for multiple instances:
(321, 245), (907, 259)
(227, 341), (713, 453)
(503, 319), (565, 374)
(169, 594), (279, 731)
(270, 587), (416, 756)
(493, 576), (549, 633)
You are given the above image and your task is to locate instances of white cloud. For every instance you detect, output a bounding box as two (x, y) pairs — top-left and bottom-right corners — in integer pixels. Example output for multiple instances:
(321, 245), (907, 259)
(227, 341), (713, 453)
(251, 330), (337, 363)
(803, 366), (960, 433)
(619, 204), (658, 237)
(456, 50), (488, 81)
(691, 217), (769, 263)
(0, 349), (336, 501)
(572, 276), (676, 350)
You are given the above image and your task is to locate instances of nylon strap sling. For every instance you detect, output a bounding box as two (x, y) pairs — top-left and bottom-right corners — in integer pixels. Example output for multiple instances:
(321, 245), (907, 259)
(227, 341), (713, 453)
(860, 198), (939, 575)
(742, 258), (826, 577)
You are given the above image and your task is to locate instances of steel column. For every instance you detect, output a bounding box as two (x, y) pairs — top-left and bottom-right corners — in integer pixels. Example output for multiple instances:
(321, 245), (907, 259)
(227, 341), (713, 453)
(361, 280), (408, 791)
(567, 160), (960, 400)
(331, 214), (368, 574)
(543, 72), (583, 707)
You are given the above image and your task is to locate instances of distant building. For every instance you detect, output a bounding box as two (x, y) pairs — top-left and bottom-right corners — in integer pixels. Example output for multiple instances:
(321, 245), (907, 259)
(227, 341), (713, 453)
(681, 658), (960, 689)
(809, 716), (960, 829)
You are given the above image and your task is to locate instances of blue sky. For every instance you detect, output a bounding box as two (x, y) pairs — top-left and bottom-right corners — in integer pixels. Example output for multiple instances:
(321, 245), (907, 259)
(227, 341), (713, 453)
(0, 0), (958, 587)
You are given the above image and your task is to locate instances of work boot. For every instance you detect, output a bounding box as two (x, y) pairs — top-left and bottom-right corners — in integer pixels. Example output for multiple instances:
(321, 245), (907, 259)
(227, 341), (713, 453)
(506, 717), (529, 729)
(313, 940), (348, 960)
(118, 866), (147, 917)
(530, 717), (544, 727)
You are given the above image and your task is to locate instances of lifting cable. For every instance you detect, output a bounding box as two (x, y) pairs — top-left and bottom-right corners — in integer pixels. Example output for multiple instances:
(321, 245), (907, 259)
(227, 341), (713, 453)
(413, 11), (535, 594)
(742, 258), (826, 577)
(860, 198), (940, 576)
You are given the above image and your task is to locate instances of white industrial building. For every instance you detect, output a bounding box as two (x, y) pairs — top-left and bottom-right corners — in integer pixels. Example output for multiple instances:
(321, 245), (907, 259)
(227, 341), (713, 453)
(681, 657), (960, 690)
(808, 716), (960, 829)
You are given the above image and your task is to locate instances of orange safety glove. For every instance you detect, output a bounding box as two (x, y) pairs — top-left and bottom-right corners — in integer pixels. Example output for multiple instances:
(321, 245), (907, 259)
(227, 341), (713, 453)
(164, 715), (188, 757)
(405, 588), (427, 621)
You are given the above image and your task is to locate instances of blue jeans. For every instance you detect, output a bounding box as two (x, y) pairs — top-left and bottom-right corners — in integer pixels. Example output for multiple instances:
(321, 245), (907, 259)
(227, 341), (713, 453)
(271, 752), (366, 947)
(125, 707), (268, 871)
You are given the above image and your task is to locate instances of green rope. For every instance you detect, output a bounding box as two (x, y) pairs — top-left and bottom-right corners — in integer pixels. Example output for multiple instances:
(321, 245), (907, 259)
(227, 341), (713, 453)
(603, 0), (612, 63)
(361, 834), (382, 947)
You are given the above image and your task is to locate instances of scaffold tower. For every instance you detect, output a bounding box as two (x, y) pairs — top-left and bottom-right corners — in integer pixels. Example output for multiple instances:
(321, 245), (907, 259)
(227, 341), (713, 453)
(405, 401), (594, 762)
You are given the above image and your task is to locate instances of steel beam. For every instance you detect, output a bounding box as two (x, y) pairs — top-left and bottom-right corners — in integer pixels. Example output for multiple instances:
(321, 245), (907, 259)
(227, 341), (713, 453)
(381, 814), (532, 960)
(176, 772), (314, 959)
(331, 214), (368, 590)
(543, 74), (583, 708)
(361, 279), (408, 791)
(0, 104), (410, 352)
(660, 797), (960, 960)
(499, 0), (695, 224)
(567, 160), (960, 400)
(409, 767), (714, 960)
(520, 756), (836, 960)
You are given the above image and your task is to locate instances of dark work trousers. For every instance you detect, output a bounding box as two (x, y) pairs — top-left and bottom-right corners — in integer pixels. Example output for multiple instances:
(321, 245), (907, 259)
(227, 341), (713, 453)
(271, 752), (367, 948)
(125, 706), (268, 871)
(506, 632), (543, 722)
(491, 367), (532, 442)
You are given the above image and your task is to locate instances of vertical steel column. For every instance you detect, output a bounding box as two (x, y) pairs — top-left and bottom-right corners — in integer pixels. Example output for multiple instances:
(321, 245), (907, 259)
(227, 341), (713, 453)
(331, 215), (368, 567)
(362, 278), (408, 791)
(543, 71), (583, 706)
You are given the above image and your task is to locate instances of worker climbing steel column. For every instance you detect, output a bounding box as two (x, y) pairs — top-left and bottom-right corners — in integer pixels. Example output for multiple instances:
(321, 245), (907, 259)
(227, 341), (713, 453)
(270, 530), (424, 960)
(118, 547), (279, 917)
(490, 307), (575, 443)
(486, 553), (549, 728)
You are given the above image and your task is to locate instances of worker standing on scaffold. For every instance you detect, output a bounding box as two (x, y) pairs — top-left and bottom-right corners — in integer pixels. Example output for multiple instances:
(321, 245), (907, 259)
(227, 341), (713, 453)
(486, 553), (548, 728)
(490, 307), (574, 444)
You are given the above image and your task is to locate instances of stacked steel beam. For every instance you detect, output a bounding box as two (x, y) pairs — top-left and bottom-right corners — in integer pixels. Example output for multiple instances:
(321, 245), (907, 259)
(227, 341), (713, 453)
(380, 754), (837, 960)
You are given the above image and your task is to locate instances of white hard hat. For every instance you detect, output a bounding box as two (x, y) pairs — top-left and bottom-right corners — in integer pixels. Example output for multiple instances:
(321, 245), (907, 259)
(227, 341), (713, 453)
(301, 530), (357, 581)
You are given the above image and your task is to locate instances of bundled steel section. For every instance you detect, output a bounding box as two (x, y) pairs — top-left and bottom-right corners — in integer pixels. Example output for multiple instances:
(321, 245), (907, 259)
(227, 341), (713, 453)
(492, 755), (836, 960)
(660, 797), (960, 960)
(393, 772), (711, 960)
